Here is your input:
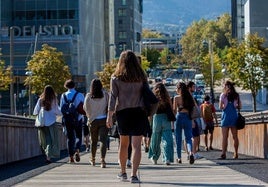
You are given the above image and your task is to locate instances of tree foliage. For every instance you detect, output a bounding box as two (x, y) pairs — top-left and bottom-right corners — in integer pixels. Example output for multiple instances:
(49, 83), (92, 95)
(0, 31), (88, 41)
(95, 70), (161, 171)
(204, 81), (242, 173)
(95, 60), (117, 91)
(226, 33), (268, 112)
(0, 51), (12, 91)
(25, 44), (71, 95)
(180, 13), (231, 70)
(142, 29), (162, 38)
(141, 48), (160, 68)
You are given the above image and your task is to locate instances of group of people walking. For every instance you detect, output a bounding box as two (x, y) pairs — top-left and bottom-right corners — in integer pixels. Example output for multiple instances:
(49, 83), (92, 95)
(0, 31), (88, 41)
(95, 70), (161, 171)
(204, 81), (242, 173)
(33, 49), (242, 184)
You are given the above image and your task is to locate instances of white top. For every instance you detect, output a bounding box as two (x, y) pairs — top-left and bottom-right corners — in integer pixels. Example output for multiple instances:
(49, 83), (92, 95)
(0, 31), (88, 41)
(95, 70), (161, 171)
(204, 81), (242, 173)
(33, 98), (62, 126)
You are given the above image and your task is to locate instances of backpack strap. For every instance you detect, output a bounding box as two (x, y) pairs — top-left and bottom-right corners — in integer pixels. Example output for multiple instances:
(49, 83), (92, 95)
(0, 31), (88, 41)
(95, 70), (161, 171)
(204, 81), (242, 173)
(71, 91), (79, 103)
(63, 91), (79, 104)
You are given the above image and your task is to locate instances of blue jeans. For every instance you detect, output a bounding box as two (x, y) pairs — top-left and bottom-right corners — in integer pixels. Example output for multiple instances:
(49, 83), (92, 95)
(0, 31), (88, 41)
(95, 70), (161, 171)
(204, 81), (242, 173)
(66, 119), (83, 157)
(175, 112), (193, 159)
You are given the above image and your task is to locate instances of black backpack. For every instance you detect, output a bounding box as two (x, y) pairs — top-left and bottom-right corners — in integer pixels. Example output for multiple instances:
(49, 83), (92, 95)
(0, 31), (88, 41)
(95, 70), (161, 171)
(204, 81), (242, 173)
(61, 92), (79, 126)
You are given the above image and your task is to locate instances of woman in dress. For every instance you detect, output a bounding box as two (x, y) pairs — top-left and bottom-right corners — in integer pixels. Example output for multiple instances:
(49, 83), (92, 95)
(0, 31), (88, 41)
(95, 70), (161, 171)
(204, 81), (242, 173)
(33, 85), (62, 163)
(219, 80), (241, 159)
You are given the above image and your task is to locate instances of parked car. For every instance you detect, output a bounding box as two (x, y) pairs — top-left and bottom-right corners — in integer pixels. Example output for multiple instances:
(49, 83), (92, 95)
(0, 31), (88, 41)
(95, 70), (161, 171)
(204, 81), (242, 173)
(164, 78), (173, 86)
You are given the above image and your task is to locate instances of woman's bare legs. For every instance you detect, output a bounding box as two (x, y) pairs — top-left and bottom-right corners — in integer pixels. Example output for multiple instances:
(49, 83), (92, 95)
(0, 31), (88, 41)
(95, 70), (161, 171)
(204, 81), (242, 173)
(131, 135), (143, 177)
(221, 127), (229, 157)
(118, 135), (129, 174)
(230, 127), (239, 158)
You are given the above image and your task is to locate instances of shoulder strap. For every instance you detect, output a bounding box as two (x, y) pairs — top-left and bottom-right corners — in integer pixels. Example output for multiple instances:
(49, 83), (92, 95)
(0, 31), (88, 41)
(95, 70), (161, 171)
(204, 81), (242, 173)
(63, 94), (68, 103)
(71, 91), (79, 103)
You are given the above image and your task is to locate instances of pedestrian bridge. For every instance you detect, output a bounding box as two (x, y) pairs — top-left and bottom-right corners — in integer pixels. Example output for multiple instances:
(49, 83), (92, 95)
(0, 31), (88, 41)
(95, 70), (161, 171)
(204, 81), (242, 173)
(0, 111), (268, 166)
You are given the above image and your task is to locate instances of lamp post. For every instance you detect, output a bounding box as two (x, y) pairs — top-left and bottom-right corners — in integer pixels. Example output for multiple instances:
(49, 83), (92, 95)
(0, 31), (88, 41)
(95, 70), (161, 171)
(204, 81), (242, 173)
(208, 40), (215, 104)
(25, 71), (32, 117)
(202, 39), (215, 104)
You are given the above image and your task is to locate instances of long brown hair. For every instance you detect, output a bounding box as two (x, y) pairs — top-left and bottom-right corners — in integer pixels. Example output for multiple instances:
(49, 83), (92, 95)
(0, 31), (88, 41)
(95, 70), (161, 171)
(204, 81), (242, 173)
(39, 85), (57, 111)
(89, 78), (104, 99)
(153, 82), (172, 110)
(177, 82), (195, 113)
(224, 80), (239, 102)
(113, 50), (147, 82)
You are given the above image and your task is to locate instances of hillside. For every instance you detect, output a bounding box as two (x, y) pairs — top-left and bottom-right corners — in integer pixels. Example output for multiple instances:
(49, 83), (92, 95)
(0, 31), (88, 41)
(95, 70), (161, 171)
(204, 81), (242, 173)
(143, 0), (231, 32)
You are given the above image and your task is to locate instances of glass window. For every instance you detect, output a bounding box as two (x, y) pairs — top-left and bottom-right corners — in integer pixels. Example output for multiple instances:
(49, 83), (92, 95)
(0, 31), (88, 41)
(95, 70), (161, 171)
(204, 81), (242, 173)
(119, 31), (127, 39)
(118, 9), (127, 16)
(118, 19), (123, 24)
(122, 0), (127, 5)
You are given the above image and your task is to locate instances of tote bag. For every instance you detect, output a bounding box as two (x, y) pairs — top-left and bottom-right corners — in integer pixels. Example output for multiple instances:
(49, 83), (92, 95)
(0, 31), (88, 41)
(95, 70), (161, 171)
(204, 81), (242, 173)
(35, 107), (45, 127)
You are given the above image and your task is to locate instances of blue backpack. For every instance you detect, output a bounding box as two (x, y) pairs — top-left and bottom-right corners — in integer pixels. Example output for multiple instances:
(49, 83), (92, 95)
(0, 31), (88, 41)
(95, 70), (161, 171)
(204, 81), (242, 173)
(61, 92), (79, 126)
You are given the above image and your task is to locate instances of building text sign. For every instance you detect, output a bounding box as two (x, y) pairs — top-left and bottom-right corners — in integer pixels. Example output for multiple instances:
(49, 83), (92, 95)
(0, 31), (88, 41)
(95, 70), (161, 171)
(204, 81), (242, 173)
(2, 25), (74, 37)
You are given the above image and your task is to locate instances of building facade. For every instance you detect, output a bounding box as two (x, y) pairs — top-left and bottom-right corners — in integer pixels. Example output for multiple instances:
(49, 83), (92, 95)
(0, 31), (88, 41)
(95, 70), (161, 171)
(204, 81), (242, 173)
(0, 0), (108, 112)
(113, 0), (143, 58)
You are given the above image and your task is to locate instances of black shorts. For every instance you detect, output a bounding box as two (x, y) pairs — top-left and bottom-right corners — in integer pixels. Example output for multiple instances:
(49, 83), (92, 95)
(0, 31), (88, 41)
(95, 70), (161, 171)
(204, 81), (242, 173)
(203, 121), (214, 134)
(116, 107), (148, 136)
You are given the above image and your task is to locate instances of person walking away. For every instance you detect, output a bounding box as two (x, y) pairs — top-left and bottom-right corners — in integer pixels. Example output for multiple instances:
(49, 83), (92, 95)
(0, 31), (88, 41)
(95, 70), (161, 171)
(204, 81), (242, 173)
(148, 82), (174, 165)
(219, 80), (241, 159)
(33, 85), (62, 163)
(173, 82), (195, 164)
(187, 81), (202, 160)
(60, 79), (85, 163)
(83, 79), (109, 168)
(106, 50), (148, 183)
(83, 116), (90, 152)
(200, 95), (218, 151)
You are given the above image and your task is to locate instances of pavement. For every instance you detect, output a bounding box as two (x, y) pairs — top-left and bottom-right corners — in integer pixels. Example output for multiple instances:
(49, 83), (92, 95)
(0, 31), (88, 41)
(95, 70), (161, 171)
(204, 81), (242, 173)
(1, 139), (268, 187)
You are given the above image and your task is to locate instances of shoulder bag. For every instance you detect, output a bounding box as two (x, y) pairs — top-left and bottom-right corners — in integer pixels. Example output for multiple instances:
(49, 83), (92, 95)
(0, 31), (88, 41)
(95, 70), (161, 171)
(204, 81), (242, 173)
(142, 82), (158, 116)
(191, 105), (201, 120)
(35, 107), (45, 127)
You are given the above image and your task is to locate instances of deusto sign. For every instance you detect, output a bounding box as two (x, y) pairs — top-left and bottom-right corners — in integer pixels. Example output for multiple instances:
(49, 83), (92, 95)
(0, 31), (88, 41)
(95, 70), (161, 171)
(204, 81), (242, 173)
(10, 25), (73, 37)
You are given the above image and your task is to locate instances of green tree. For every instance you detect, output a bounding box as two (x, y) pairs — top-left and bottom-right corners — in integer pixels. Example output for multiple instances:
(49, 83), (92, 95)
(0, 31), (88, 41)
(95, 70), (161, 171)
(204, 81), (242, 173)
(180, 13), (231, 70)
(95, 60), (117, 91)
(141, 48), (160, 68)
(25, 44), (71, 95)
(0, 53), (12, 91)
(226, 33), (268, 112)
(142, 29), (162, 38)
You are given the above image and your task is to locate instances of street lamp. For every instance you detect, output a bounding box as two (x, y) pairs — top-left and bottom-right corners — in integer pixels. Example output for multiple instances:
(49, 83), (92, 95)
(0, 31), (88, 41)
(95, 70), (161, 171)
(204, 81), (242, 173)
(203, 39), (215, 104)
(25, 71), (32, 117)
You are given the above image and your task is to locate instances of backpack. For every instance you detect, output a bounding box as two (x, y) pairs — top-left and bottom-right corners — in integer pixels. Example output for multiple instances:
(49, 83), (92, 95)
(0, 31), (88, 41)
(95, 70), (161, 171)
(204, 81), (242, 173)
(202, 103), (213, 122)
(61, 92), (79, 126)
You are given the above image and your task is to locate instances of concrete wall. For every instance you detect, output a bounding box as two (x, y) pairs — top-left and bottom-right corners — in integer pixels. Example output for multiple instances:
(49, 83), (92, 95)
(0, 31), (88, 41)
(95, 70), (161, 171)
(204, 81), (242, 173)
(200, 123), (268, 159)
(0, 115), (67, 165)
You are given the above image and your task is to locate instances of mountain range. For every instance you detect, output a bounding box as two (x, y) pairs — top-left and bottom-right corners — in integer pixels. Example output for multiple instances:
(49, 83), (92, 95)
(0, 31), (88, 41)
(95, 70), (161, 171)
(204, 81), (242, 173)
(142, 0), (231, 33)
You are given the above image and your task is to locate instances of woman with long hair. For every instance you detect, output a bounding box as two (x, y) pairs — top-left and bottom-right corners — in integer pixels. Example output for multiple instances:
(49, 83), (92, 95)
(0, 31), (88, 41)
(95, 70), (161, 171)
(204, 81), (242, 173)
(148, 82), (174, 165)
(106, 50), (148, 184)
(219, 80), (241, 159)
(83, 78), (109, 168)
(173, 82), (195, 164)
(33, 85), (62, 163)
